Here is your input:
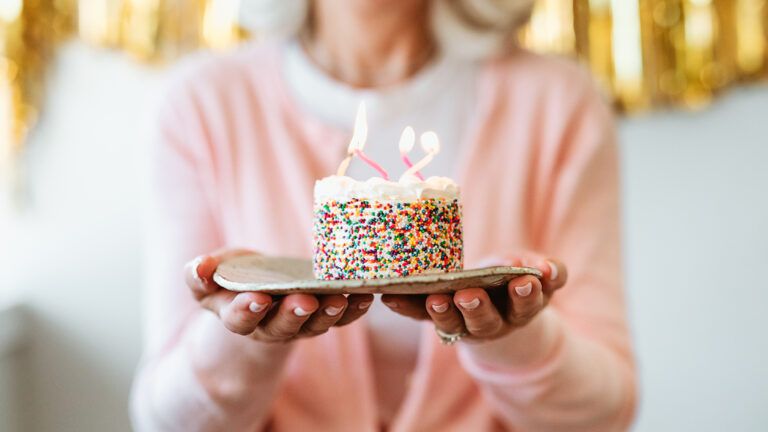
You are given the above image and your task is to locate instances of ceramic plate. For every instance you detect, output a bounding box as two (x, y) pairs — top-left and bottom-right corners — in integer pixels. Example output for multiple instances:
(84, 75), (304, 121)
(214, 255), (543, 295)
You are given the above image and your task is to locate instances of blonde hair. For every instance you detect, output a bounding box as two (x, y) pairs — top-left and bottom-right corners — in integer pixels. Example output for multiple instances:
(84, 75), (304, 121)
(238, 0), (535, 60)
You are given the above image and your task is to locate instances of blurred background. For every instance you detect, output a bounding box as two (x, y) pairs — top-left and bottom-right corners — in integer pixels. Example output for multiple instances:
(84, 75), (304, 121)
(1, 0), (767, 431)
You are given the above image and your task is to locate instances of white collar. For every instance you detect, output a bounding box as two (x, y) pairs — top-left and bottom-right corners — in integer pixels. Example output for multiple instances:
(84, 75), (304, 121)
(282, 38), (462, 129)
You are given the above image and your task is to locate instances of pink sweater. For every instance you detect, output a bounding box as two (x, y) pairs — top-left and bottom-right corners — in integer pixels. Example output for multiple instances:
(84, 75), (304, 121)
(131, 42), (637, 431)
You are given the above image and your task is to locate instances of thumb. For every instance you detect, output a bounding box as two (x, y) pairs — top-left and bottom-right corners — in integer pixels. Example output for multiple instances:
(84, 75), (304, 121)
(185, 248), (256, 299)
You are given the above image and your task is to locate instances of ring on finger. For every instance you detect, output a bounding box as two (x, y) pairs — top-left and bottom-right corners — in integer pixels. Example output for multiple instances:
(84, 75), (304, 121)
(435, 327), (467, 346)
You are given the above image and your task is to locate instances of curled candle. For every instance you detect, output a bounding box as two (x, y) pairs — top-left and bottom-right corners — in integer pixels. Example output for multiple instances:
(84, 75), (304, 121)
(355, 149), (389, 179)
(402, 131), (440, 180)
(398, 126), (424, 181)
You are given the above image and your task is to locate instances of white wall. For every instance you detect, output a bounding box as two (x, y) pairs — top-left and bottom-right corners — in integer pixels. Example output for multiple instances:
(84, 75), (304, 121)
(2, 42), (164, 432)
(621, 88), (768, 431)
(1, 42), (766, 431)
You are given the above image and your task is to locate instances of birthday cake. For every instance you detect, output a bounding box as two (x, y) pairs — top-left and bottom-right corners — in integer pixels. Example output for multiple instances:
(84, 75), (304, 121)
(312, 176), (463, 280)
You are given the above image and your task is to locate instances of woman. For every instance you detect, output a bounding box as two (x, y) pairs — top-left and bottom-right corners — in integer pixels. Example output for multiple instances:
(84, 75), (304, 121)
(130, 0), (637, 430)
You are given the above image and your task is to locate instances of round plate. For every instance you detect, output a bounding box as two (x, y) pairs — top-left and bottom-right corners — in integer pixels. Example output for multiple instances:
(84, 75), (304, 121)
(214, 255), (543, 295)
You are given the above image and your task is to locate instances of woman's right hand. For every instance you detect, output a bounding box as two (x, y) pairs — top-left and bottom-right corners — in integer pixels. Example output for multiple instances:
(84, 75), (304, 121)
(185, 249), (374, 342)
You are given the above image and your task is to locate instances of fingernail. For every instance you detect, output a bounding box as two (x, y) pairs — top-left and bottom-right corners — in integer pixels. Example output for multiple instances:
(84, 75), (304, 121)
(384, 302), (398, 309)
(190, 255), (205, 285)
(293, 307), (312, 317)
(458, 298), (480, 310)
(515, 282), (533, 297)
(358, 301), (372, 310)
(547, 260), (558, 281)
(249, 302), (267, 313)
(431, 302), (449, 313)
(325, 306), (344, 316)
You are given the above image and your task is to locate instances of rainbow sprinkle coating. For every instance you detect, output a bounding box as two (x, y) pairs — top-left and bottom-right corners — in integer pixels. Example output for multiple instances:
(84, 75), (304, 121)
(313, 198), (463, 280)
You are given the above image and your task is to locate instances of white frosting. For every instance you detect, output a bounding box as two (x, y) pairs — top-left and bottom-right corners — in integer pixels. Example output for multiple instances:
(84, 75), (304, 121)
(314, 175), (460, 202)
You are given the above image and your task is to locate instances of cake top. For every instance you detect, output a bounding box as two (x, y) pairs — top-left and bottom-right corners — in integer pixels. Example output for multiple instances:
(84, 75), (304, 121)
(314, 175), (460, 202)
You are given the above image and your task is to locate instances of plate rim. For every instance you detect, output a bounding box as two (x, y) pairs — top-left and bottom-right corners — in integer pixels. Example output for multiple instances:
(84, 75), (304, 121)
(213, 259), (543, 292)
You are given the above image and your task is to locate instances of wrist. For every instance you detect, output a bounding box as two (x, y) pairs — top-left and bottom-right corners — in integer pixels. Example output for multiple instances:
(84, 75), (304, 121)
(189, 311), (294, 362)
(459, 308), (562, 370)
(186, 312), (293, 404)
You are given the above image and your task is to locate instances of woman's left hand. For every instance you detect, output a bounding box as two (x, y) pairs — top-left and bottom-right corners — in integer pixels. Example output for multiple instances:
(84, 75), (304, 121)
(381, 254), (567, 343)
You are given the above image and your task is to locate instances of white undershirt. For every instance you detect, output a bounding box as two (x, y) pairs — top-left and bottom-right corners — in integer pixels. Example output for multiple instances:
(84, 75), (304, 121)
(283, 39), (479, 421)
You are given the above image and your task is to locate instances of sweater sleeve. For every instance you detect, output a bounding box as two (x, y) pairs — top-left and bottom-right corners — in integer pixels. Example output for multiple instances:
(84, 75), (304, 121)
(459, 79), (637, 431)
(129, 79), (291, 432)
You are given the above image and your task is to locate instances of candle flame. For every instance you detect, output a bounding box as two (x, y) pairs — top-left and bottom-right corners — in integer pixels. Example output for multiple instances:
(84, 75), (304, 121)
(398, 126), (415, 154)
(420, 131), (440, 154)
(348, 101), (368, 152)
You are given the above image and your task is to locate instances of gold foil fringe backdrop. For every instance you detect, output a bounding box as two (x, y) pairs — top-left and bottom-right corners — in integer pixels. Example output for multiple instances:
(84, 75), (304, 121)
(1, 0), (71, 189)
(522, 0), (768, 111)
(0, 0), (245, 194)
(2, 0), (768, 181)
(65, 0), (768, 111)
(76, 0), (247, 60)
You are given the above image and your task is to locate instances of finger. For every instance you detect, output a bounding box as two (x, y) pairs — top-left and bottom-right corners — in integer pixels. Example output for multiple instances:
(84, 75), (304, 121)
(218, 292), (273, 335)
(259, 294), (319, 340)
(453, 288), (504, 339)
(335, 294), (374, 326)
(425, 294), (465, 335)
(381, 294), (429, 320)
(507, 275), (544, 326)
(542, 258), (567, 294)
(185, 255), (216, 299)
(185, 249), (254, 299)
(198, 289), (238, 315)
(521, 257), (567, 296)
(300, 295), (348, 336)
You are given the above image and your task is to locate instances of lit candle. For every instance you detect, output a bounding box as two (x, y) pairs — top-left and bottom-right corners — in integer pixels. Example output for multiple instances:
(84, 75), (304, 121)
(398, 126), (424, 181)
(401, 131), (440, 180)
(335, 102), (389, 180)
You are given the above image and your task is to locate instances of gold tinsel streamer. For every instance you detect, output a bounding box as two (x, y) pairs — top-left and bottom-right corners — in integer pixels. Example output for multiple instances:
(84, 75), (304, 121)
(1, 0), (768, 186)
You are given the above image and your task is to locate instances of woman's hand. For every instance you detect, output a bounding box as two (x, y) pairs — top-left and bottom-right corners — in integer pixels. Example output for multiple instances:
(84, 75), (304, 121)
(185, 249), (374, 343)
(381, 254), (567, 343)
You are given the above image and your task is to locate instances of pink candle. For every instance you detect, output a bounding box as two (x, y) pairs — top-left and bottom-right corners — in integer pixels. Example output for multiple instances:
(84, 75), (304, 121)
(400, 154), (424, 181)
(355, 149), (390, 180)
